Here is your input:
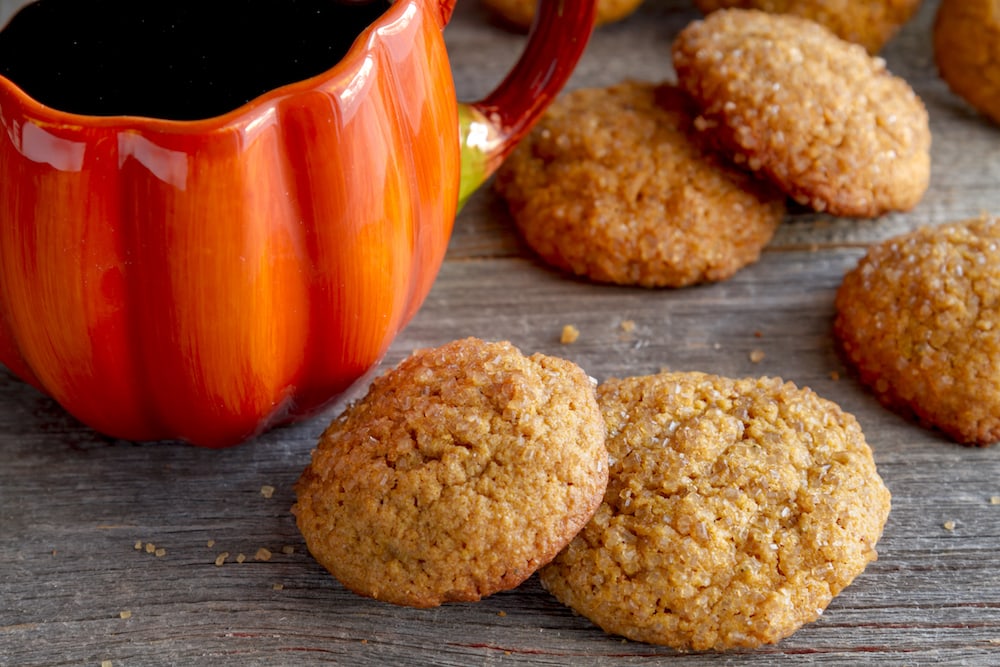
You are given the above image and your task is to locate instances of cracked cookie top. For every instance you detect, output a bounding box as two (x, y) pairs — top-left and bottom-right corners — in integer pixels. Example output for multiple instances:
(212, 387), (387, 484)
(294, 337), (608, 607)
(539, 371), (890, 649)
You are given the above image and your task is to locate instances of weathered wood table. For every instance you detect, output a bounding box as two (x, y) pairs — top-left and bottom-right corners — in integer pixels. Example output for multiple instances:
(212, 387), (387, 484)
(3, 0), (999, 665)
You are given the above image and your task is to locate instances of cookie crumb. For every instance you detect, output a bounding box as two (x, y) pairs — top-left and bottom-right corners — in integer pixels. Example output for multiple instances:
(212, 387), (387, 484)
(281, 545), (295, 555)
(260, 485), (276, 499)
(101, 661), (112, 667)
(620, 320), (636, 333)
(255, 548), (273, 562)
(207, 539), (215, 548)
(498, 610), (507, 617)
(990, 496), (1000, 505)
(119, 610), (132, 620)
(272, 583), (284, 591)
(215, 552), (230, 567)
(154, 548), (166, 558)
(829, 371), (841, 381)
(943, 520), (957, 531)
(236, 553), (246, 564)
(749, 349), (766, 363)
(133, 540), (142, 550)
(560, 324), (580, 344)
(144, 542), (155, 554)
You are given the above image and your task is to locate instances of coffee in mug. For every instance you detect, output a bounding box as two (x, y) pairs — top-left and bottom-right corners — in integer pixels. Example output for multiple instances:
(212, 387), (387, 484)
(0, 0), (391, 119)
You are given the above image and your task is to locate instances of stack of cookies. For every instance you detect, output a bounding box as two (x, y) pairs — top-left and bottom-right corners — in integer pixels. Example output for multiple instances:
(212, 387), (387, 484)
(295, 337), (892, 650)
(495, 8), (932, 288)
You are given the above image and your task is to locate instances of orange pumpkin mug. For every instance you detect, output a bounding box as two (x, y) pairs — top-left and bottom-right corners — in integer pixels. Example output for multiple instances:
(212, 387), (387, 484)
(0, 0), (595, 446)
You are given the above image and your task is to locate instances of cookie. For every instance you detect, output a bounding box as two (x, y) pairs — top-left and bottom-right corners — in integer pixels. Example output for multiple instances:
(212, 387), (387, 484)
(481, 0), (643, 31)
(692, 0), (922, 54)
(493, 81), (785, 288)
(672, 9), (931, 218)
(293, 337), (609, 607)
(539, 371), (891, 650)
(834, 216), (1000, 446)
(933, 0), (1000, 126)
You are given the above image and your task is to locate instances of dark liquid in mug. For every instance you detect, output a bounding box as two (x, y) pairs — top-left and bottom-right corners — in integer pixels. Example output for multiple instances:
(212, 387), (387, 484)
(0, 0), (391, 120)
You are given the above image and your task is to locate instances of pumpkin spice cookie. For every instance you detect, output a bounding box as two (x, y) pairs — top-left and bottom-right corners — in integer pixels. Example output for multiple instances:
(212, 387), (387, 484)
(834, 216), (1000, 446)
(482, 0), (643, 31)
(293, 337), (609, 607)
(672, 9), (931, 218)
(539, 371), (891, 650)
(692, 0), (922, 54)
(493, 81), (786, 288)
(933, 0), (1000, 126)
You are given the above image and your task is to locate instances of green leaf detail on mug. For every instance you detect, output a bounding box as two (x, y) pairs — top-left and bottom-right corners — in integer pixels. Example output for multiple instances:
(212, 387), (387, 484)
(458, 104), (502, 210)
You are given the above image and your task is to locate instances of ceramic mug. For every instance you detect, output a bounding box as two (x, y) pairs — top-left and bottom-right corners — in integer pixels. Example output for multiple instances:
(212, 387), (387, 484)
(0, 0), (595, 446)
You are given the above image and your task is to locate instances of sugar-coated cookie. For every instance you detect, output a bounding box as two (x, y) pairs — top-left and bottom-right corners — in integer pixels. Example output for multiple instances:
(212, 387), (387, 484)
(494, 81), (785, 287)
(933, 0), (1000, 125)
(481, 0), (643, 31)
(540, 371), (891, 649)
(693, 0), (922, 54)
(673, 9), (931, 217)
(835, 216), (1000, 446)
(293, 337), (608, 607)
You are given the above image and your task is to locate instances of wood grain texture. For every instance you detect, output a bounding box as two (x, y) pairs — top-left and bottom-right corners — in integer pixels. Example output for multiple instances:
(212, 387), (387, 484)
(3, 1), (1000, 665)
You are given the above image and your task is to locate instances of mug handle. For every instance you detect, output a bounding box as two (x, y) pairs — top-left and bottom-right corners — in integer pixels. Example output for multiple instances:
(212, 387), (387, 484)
(455, 0), (596, 207)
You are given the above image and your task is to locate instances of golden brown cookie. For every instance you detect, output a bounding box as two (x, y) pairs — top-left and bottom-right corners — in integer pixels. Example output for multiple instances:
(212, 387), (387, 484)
(933, 0), (1000, 125)
(540, 371), (891, 650)
(481, 0), (644, 31)
(493, 81), (785, 288)
(672, 9), (931, 218)
(693, 0), (922, 54)
(293, 337), (608, 607)
(834, 216), (1000, 446)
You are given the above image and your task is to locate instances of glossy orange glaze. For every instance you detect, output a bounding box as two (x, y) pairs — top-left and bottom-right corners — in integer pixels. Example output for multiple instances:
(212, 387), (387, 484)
(0, 0), (457, 446)
(0, 0), (593, 446)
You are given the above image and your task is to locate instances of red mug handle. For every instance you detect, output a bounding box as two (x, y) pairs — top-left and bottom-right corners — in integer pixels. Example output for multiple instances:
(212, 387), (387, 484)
(454, 0), (596, 206)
